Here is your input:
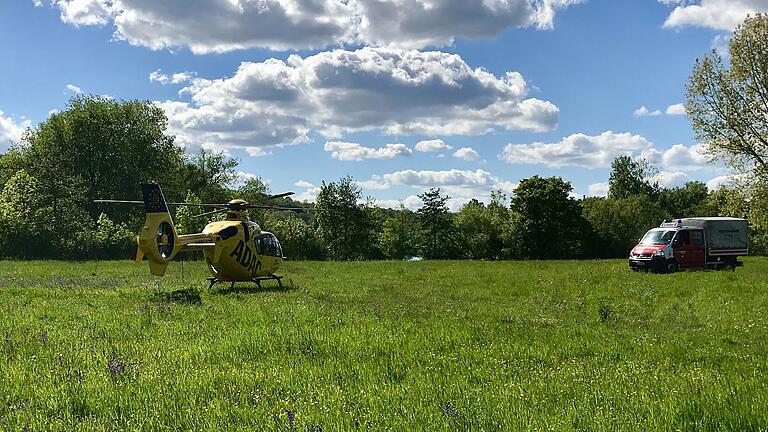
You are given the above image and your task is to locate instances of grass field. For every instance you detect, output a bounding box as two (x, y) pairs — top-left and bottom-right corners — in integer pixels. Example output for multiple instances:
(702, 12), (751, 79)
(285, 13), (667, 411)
(0, 258), (767, 431)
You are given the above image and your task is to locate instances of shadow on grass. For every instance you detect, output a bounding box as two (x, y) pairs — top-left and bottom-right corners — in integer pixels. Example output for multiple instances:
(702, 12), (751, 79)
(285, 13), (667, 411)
(214, 279), (298, 296)
(154, 288), (202, 306)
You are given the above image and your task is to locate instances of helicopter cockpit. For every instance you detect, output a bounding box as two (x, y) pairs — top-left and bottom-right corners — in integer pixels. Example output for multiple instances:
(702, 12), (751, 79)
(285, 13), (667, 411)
(254, 232), (283, 258)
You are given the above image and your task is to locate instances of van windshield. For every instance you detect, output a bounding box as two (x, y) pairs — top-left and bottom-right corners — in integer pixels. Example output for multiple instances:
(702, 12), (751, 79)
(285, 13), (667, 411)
(640, 229), (676, 246)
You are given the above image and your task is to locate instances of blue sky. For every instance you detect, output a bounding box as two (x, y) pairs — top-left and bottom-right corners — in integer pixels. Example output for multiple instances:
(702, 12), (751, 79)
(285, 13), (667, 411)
(0, 0), (760, 209)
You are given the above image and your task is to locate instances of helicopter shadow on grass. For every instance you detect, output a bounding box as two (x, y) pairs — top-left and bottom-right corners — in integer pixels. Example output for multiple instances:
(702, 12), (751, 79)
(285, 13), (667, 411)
(213, 279), (298, 296)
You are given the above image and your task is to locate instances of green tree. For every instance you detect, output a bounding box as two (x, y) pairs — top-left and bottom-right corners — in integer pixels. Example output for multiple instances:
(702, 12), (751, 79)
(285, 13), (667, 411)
(658, 181), (710, 218)
(0, 147), (26, 188)
(582, 195), (667, 258)
(22, 96), (183, 226)
(608, 156), (658, 199)
(416, 188), (456, 259)
(687, 14), (768, 177)
(511, 176), (586, 259)
(455, 199), (495, 259)
(487, 191), (512, 258)
(175, 191), (206, 235)
(173, 150), (238, 204)
(0, 96), (243, 258)
(500, 210), (526, 259)
(378, 205), (416, 259)
(82, 213), (135, 259)
(315, 176), (377, 260)
(267, 212), (324, 260)
(0, 170), (51, 258)
(747, 183), (768, 255)
(236, 177), (271, 223)
(697, 186), (750, 218)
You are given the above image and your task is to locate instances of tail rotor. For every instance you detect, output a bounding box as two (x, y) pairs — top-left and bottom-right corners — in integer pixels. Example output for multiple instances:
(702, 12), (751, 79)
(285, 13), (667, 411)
(136, 184), (178, 276)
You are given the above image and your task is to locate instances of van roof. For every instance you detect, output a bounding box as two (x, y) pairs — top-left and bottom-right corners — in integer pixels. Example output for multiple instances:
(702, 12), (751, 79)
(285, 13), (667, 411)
(682, 217), (746, 221)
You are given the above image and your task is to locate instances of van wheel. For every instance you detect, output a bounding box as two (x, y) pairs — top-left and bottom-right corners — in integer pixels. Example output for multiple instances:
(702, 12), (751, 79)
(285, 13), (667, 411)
(666, 260), (678, 274)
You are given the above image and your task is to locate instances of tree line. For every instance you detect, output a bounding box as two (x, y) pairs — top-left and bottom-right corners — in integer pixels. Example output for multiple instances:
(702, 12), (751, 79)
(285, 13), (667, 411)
(276, 158), (768, 261)
(0, 97), (763, 261)
(1, 14), (768, 261)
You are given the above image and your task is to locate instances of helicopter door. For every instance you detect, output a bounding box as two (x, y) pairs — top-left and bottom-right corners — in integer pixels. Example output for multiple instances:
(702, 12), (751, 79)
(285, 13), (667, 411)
(272, 235), (283, 258)
(254, 233), (283, 257)
(254, 233), (283, 273)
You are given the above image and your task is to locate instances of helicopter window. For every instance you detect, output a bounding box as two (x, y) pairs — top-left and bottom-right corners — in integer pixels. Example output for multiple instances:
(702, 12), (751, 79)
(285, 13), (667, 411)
(272, 235), (283, 258)
(218, 226), (238, 240)
(254, 234), (281, 257)
(254, 235), (266, 255)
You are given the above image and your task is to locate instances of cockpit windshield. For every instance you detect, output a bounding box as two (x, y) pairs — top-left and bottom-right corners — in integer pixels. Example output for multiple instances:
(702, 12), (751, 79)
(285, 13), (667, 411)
(639, 229), (676, 246)
(254, 233), (283, 257)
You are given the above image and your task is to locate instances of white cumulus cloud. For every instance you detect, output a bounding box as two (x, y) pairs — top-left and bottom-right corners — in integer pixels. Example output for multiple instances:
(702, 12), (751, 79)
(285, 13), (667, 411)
(158, 48), (558, 153)
(587, 182), (609, 197)
(42, 0), (584, 53)
(52, 0), (114, 26)
(650, 171), (690, 188)
(501, 131), (716, 171)
(666, 103), (686, 116)
(641, 143), (712, 171)
(293, 180), (322, 202)
(415, 139), (452, 153)
(453, 147), (481, 161)
(376, 195), (425, 211)
(234, 171), (261, 186)
(324, 141), (412, 161)
(65, 84), (82, 94)
(501, 131), (653, 169)
(149, 70), (196, 85)
(633, 106), (662, 117)
(383, 168), (495, 188)
(661, 143), (710, 170)
(245, 147), (269, 157)
(0, 111), (31, 151)
(365, 168), (517, 210)
(705, 174), (750, 190)
(661, 0), (768, 31)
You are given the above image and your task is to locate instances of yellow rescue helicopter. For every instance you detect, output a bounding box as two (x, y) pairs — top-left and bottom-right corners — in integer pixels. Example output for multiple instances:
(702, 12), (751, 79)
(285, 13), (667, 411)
(96, 183), (304, 289)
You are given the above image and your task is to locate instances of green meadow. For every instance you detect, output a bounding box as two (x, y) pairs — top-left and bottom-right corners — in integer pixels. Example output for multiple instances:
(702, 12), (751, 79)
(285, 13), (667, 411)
(0, 258), (767, 431)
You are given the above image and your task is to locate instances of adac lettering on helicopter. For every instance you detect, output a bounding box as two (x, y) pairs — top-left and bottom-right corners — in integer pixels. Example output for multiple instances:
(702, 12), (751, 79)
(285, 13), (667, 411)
(229, 240), (261, 275)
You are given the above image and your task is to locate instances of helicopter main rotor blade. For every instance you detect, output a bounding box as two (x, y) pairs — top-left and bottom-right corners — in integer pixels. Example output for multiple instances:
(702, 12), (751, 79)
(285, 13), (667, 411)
(191, 208), (229, 219)
(264, 192), (295, 200)
(247, 205), (308, 212)
(94, 199), (227, 208)
(93, 199), (145, 204)
(167, 202), (227, 207)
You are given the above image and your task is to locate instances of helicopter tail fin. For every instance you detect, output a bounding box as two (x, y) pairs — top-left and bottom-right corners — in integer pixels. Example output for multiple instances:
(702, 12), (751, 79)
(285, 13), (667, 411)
(136, 183), (178, 276)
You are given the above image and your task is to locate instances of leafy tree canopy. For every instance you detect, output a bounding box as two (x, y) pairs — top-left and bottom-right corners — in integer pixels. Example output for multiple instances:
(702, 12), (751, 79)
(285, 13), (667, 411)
(687, 14), (768, 177)
(511, 176), (587, 259)
(608, 156), (658, 199)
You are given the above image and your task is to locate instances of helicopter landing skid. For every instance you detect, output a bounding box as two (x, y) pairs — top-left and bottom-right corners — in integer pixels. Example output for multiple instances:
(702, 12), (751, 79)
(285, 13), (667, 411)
(207, 274), (284, 290)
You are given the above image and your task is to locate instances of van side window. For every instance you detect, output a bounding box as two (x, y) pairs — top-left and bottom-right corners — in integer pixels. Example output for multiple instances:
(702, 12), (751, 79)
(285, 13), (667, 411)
(691, 230), (704, 246)
(675, 230), (691, 247)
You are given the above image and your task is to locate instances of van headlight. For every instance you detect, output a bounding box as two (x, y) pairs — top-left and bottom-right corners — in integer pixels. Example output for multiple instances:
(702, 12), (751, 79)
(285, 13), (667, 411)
(653, 249), (665, 257)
